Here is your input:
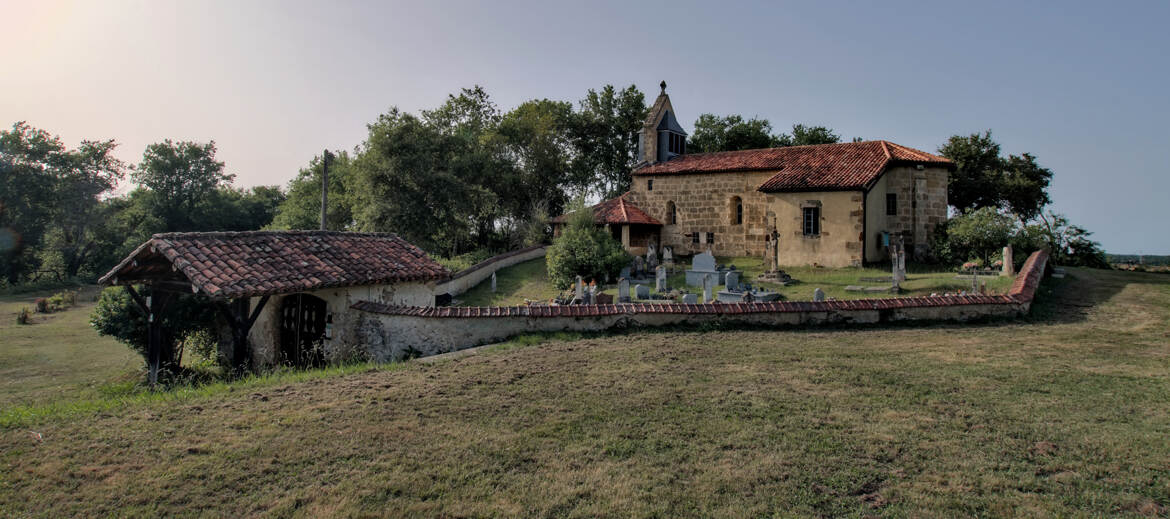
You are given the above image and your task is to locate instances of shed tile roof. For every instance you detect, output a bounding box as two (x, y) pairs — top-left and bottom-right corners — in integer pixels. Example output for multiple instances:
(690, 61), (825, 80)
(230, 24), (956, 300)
(633, 140), (953, 192)
(99, 231), (450, 299)
(551, 195), (662, 226)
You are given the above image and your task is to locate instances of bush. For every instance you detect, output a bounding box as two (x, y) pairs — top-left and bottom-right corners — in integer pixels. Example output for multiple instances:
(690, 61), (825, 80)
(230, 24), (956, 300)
(33, 298), (48, 313)
(545, 198), (630, 290)
(90, 286), (222, 373)
(16, 307), (31, 325)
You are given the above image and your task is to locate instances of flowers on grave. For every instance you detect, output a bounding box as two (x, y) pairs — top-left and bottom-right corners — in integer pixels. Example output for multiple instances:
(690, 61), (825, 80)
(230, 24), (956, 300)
(961, 261), (980, 271)
(992, 259), (1004, 268)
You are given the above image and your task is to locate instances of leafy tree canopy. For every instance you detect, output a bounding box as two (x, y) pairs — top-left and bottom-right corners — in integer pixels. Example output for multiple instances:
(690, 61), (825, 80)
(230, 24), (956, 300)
(687, 115), (841, 153)
(545, 198), (630, 290)
(938, 130), (1052, 221)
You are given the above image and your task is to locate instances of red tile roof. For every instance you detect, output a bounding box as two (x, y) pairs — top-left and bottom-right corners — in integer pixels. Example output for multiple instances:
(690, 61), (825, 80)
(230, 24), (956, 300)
(633, 140), (953, 192)
(99, 231), (450, 299)
(551, 194), (662, 226)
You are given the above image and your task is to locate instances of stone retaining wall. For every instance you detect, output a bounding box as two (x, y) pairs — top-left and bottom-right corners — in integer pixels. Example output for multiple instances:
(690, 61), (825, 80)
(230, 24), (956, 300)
(434, 245), (547, 297)
(353, 250), (1049, 362)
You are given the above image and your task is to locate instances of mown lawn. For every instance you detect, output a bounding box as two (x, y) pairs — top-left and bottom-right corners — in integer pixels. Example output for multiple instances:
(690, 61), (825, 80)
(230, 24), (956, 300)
(2, 268), (1168, 517)
(459, 256), (1015, 306)
(457, 258), (565, 306)
(0, 287), (141, 408)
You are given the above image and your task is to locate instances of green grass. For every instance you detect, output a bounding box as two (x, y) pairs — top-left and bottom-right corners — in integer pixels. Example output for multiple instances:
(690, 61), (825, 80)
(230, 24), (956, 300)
(1, 268), (1169, 517)
(459, 256), (1014, 306)
(457, 258), (565, 306)
(0, 286), (141, 408)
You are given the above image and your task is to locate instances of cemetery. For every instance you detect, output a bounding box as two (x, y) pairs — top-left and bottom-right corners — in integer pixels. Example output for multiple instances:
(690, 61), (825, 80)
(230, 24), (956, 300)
(455, 246), (1018, 308)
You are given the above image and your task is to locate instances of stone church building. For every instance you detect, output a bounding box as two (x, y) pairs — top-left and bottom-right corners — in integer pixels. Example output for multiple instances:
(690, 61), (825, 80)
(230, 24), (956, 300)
(595, 83), (954, 267)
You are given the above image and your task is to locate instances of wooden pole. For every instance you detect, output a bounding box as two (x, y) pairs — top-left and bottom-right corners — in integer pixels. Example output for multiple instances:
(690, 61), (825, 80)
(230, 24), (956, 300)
(320, 150), (332, 231)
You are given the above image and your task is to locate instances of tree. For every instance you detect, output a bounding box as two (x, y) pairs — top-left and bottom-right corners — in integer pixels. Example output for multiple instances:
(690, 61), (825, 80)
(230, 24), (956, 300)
(687, 116), (841, 153)
(687, 114), (778, 153)
(937, 207), (1017, 265)
(937, 131), (1005, 213)
(1032, 211), (1108, 268)
(1000, 153), (1053, 222)
(939, 131), (1055, 223)
(90, 285), (221, 375)
(544, 198), (630, 289)
(351, 107), (499, 255)
(569, 84), (648, 198)
(494, 99), (575, 220)
(780, 124), (841, 146)
(270, 151), (355, 230)
(0, 122), (126, 282)
(133, 140), (233, 231)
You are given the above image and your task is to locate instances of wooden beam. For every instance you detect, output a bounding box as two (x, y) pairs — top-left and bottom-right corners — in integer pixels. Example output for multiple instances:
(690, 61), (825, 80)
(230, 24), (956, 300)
(243, 295), (270, 333)
(124, 285), (149, 315)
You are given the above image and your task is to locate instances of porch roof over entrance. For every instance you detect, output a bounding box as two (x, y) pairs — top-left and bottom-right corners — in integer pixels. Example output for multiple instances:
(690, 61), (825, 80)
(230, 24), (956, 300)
(551, 194), (662, 227)
(99, 230), (450, 300)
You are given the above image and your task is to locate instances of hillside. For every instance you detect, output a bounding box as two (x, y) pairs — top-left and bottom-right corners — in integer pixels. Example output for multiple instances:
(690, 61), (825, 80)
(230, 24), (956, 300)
(2, 268), (1168, 517)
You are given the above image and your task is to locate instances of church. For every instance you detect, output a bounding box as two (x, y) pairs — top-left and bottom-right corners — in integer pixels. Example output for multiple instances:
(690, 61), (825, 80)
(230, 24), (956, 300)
(566, 82), (954, 268)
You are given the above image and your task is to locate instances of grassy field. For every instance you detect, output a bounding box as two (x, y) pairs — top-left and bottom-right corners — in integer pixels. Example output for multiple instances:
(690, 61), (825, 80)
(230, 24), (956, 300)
(0, 287), (141, 408)
(459, 256), (1015, 306)
(2, 267), (1168, 517)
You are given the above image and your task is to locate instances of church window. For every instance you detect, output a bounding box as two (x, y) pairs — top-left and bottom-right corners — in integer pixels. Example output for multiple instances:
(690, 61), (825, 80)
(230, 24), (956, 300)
(691, 232), (700, 244)
(731, 196), (743, 225)
(802, 207), (821, 236)
(647, 179), (653, 191)
(667, 201), (677, 224)
(667, 133), (684, 155)
(706, 232), (715, 244)
(886, 193), (897, 215)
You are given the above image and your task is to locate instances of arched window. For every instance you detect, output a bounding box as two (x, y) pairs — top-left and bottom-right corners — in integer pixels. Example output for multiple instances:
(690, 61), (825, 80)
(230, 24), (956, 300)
(731, 196), (743, 225)
(667, 201), (677, 225)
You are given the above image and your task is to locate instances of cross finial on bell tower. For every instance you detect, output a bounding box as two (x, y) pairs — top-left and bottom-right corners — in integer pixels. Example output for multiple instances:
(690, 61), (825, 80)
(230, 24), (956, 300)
(660, 80), (667, 94)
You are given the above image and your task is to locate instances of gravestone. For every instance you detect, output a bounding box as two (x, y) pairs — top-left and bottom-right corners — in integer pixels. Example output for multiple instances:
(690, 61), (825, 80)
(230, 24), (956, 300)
(646, 247), (658, 270)
(634, 255), (645, 278)
(813, 287), (825, 302)
(682, 293), (698, 304)
(620, 266), (630, 280)
(1002, 245), (1015, 276)
(595, 293), (613, 305)
(490, 272), (497, 293)
(575, 276), (584, 302)
(655, 265), (667, 292)
(635, 284), (649, 300)
(725, 271), (740, 292)
(618, 278), (630, 303)
(686, 251), (720, 286)
(662, 246), (673, 265)
(703, 273), (714, 303)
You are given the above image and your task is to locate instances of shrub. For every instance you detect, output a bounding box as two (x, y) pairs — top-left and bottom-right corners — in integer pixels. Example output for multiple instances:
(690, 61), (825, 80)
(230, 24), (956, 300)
(16, 307), (31, 325)
(33, 298), (48, 313)
(90, 286), (222, 372)
(545, 198), (630, 290)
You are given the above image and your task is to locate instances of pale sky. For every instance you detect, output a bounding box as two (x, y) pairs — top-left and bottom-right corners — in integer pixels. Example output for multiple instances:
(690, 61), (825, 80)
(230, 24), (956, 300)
(3, 0), (1167, 254)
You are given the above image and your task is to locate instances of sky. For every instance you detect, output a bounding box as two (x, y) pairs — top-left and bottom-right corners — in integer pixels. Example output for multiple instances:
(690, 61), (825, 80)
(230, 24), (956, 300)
(3, 0), (1168, 254)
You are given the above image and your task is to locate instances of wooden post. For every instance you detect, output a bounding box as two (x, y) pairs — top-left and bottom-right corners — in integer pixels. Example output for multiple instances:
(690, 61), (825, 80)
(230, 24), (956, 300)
(321, 150), (332, 231)
(218, 295), (270, 374)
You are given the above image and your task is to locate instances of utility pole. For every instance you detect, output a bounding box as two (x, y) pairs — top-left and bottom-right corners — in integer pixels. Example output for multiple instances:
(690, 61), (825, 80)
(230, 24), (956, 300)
(320, 150), (333, 231)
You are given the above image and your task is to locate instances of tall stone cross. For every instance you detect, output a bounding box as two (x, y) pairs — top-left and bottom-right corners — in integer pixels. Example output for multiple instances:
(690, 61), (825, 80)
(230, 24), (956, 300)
(769, 228), (780, 272)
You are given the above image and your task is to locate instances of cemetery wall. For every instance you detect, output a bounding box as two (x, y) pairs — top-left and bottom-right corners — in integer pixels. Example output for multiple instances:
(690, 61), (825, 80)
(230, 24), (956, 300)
(351, 251), (1049, 361)
(435, 245), (547, 297)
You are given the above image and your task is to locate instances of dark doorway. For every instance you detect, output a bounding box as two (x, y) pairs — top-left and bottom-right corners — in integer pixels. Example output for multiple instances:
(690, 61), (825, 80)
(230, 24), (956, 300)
(278, 294), (327, 367)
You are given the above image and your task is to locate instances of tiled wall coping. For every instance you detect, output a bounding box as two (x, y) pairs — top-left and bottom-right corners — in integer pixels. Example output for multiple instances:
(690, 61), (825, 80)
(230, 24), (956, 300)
(448, 245), (546, 281)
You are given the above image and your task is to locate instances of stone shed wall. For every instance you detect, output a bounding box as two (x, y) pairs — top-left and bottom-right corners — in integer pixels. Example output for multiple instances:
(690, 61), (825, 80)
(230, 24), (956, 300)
(350, 251), (1048, 362)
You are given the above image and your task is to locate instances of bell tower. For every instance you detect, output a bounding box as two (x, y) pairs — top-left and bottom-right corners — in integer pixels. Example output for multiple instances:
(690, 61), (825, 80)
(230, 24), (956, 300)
(638, 81), (687, 165)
